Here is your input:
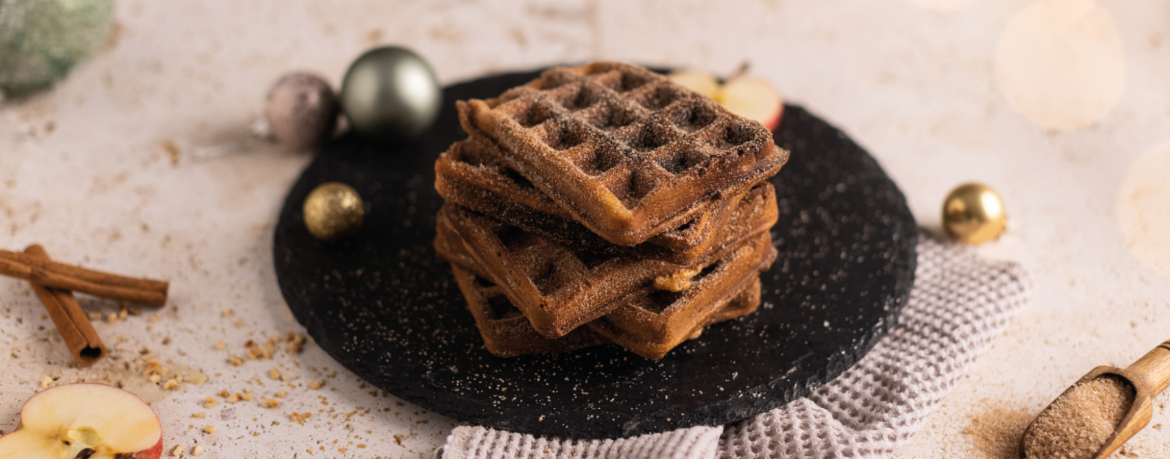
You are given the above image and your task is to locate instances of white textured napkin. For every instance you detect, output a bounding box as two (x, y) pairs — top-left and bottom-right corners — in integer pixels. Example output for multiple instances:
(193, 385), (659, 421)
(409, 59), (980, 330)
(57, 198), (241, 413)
(438, 232), (1032, 459)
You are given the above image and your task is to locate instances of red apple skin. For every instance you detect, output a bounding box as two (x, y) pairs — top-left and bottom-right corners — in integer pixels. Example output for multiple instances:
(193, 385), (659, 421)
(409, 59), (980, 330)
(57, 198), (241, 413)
(2, 383), (164, 459)
(764, 105), (782, 132)
(132, 437), (163, 459)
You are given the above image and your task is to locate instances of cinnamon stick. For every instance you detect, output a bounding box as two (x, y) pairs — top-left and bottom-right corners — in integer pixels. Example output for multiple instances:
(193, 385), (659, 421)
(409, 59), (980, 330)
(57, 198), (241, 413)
(0, 249), (168, 306)
(24, 245), (106, 367)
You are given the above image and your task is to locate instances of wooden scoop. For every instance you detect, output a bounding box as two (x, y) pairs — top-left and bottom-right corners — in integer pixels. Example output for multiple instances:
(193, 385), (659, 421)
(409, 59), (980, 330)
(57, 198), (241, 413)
(1020, 340), (1170, 459)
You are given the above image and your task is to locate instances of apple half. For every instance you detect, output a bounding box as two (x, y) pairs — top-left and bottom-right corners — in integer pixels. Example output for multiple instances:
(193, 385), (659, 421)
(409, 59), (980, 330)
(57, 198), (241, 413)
(669, 69), (784, 131)
(0, 383), (163, 459)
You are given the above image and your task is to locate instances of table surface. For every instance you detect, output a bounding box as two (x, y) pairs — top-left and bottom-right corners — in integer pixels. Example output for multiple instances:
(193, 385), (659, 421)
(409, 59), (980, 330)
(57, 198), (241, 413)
(2, 1), (1169, 458)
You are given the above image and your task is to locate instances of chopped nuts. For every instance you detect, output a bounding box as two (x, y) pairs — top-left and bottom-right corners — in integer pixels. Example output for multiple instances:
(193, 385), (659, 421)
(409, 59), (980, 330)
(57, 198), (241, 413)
(192, 412), (204, 419)
(276, 390), (287, 398)
(171, 445), (184, 457)
(309, 379), (323, 390)
(269, 368), (281, 380)
(149, 375), (162, 384)
(261, 397), (280, 409)
(192, 445), (204, 456)
(218, 389), (230, 398)
(203, 397), (217, 409)
(148, 315), (160, 323)
(214, 340), (225, 351)
(162, 379), (178, 390)
(227, 356), (244, 366)
(227, 393), (241, 403)
(203, 425), (217, 434)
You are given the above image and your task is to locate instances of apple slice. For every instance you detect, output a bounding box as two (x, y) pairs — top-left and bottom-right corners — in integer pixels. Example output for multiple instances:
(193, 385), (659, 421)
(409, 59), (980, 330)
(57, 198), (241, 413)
(669, 69), (784, 131)
(0, 383), (163, 459)
(719, 76), (783, 131)
(665, 70), (720, 99)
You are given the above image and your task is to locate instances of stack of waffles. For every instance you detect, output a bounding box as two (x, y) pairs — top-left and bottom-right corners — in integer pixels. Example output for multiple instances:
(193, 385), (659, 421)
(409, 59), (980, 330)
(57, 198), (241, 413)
(433, 62), (790, 359)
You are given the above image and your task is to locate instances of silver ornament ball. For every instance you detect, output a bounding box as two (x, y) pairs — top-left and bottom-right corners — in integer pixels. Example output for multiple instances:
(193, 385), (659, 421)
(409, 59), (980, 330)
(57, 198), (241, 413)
(265, 72), (339, 149)
(340, 46), (441, 142)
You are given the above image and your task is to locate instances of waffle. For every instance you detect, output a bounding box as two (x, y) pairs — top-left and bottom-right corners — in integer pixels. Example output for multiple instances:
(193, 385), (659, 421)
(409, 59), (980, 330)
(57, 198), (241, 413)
(449, 265), (762, 358)
(438, 191), (776, 338)
(457, 61), (788, 246)
(450, 264), (764, 358)
(586, 233), (776, 359)
(434, 135), (739, 263)
(449, 265), (609, 357)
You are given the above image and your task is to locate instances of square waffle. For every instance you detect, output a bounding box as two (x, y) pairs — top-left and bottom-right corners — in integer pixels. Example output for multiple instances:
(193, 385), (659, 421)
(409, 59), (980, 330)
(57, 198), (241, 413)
(585, 233), (776, 358)
(437, 194), (776, 339)
(457, 61), (788, 246)
(449, 265), (763, 358)
(449, 265), (609, 357)
(449, 265), (762, 358)
(439, 220), (771, 358)
(434, 135), (740, 264)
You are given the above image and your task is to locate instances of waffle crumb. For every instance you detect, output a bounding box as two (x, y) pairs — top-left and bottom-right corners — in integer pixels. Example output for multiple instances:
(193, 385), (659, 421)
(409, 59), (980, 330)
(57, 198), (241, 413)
(290, 412), (312, 424)
(1022, 375), (1134, 459)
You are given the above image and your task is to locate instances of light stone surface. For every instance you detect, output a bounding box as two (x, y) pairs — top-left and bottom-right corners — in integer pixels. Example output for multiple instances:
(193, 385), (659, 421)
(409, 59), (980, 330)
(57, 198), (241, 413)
(1, 1), (1169, 458)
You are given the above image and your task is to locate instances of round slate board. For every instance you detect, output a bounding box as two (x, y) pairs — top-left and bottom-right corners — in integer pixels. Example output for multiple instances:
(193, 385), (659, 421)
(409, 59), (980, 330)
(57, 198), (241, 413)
(273, 69), (918, 439)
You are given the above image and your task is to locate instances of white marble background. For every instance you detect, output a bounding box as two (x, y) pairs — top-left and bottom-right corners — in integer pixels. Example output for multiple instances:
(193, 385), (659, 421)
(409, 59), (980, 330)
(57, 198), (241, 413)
(1, 0), (1169, 458)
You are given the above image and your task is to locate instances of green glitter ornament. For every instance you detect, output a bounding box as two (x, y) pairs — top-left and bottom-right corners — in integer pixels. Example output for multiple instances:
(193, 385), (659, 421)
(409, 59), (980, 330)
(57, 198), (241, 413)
(0, 0), (115, 98)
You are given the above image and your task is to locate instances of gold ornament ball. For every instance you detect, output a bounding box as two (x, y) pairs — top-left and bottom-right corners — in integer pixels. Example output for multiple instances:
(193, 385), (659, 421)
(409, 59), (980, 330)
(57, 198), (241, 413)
(303, 182), (365, 241)
(942, 183), (1007, 245)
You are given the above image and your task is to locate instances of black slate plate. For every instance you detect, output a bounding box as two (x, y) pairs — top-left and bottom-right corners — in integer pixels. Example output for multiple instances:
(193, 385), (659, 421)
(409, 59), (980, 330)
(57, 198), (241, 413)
(273, 68), (918, 439)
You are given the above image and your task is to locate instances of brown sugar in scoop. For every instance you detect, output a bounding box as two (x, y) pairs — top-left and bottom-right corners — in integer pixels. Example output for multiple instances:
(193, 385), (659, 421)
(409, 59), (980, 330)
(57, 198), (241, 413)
(1020, 340), (1170, 459)
(1021, 375), (1134, 459)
